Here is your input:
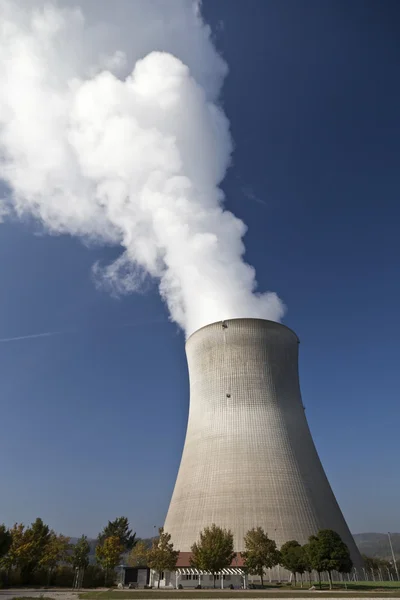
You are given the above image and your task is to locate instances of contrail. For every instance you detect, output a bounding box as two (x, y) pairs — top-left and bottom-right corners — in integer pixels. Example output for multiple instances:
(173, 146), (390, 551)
(0, 319), (167, 344)
(0, 331), (63, 343)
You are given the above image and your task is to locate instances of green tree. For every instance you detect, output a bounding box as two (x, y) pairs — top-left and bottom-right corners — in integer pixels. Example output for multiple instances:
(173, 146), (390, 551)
(307, 530), (353, 589)
(98, 517), (136, 551)
(306, 535), (324, 589)
(95, 535), (124, 585)
(242, 527), (280, 587)
(280, 540), (306, 586)
(82, 564), (107, 588)
(147, 527), (179, 589)
(0, 525), (12, 562)
(0, 519), (52, 584)
(23, 518), (51, 581)
(71, 535), (91, 570)
(4, 519), (51, 584)
(190, 524), (235, 588)
(302, 543), (314, 586)
(128, 540), (149, 567)
(40, 533), (71, 584)
(0, 523), (28, 579)
(362, 554), (392, 577)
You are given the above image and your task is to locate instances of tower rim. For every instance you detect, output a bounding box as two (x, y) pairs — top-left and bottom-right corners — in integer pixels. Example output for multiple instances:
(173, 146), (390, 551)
(186, 317), (299, 345)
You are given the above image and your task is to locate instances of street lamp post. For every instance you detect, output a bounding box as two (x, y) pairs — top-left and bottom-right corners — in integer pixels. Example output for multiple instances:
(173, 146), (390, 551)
(388, 533), (399, 581)
(274, 528), (281, 583)
(119, 564), (125, 587)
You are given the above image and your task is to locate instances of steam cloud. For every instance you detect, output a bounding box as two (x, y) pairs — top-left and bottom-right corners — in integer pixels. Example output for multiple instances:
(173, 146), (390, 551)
(0, 0), (284, 336)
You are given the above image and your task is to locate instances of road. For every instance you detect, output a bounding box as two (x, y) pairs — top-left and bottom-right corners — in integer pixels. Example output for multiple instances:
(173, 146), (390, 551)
(0, 591), (78, 600)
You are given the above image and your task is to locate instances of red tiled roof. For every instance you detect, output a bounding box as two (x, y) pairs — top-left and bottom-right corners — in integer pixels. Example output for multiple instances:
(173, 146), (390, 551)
(176, 552), (245, 568)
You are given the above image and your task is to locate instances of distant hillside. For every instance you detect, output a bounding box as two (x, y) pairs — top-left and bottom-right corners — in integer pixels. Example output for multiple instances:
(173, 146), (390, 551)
(138, 537), (156, 549)
(70, 537), (96, 548)
(354, 533), (400, 560)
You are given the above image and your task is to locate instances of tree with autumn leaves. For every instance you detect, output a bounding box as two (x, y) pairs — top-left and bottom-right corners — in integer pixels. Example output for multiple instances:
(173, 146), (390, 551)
(190, 524), (235, 588)
(97, 517), (136, 552)
(71, 535), (91, 571)
(39, 532), (71, 584)
(147, 528), (179, 588)
(0, 525), (12, 577)
(0, 515), (140, 587)
(127, 540), (150, 567)
(0, 516), (355, 589)
(95, 516), (137, 585)
(1, 523), (29, 581)
(0, 519), (71, 585)
(95, 536), (124, 585)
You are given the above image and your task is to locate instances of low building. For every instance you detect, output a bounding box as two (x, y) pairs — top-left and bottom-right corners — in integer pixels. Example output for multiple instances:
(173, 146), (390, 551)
(122, 566), (150, 588)
(149, 552), (247, 589)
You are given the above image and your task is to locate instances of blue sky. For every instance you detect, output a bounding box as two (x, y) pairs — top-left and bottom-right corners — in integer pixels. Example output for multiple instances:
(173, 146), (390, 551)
(0, 0), (399, 539)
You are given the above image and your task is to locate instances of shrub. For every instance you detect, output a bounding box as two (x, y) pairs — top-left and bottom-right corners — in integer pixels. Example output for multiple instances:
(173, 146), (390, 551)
(83, 565), (105, 588)
(53, 566), (74, 587)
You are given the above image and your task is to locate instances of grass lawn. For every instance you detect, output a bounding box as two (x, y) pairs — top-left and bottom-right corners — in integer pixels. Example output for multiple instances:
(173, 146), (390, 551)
(78, 583), (400, 599)
(294, 583), (400, 591)
(343, 583), (400, 590)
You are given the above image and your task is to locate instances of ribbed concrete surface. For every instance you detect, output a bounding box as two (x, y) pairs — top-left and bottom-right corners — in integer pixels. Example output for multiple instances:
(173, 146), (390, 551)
(164, 319), (362, 568)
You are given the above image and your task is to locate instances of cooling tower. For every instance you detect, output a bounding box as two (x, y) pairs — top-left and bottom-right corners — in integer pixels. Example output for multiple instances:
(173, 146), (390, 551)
(164, 318), (362, 567)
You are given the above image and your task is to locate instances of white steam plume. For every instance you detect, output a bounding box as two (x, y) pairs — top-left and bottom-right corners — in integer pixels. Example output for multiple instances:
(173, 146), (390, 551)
(0, 0), (284, 336)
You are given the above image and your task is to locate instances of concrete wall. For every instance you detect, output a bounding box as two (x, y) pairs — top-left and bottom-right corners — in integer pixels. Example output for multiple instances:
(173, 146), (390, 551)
(164, 318), (362, 569)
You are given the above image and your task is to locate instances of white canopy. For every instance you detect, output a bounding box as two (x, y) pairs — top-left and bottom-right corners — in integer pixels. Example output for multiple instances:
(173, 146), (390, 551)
(176, 567), (245, 576)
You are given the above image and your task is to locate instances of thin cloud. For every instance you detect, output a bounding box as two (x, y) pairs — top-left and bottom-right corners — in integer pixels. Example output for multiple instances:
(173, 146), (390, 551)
(0, 331), (62, 343)
(242, 185), (267, 207)
(0, 319), (168, 344)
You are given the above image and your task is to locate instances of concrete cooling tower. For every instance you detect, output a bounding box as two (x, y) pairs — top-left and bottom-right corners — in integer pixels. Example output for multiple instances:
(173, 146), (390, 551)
(164, 318), (362, 568)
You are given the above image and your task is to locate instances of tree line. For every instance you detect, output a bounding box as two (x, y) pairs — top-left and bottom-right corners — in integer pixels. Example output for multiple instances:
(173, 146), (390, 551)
(193, 525), (353, 589)
(362, 554), (399, 580)
(131, 524), (354, 590)
(2, 517), (391, 590)
(0, 516), (136, 588)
